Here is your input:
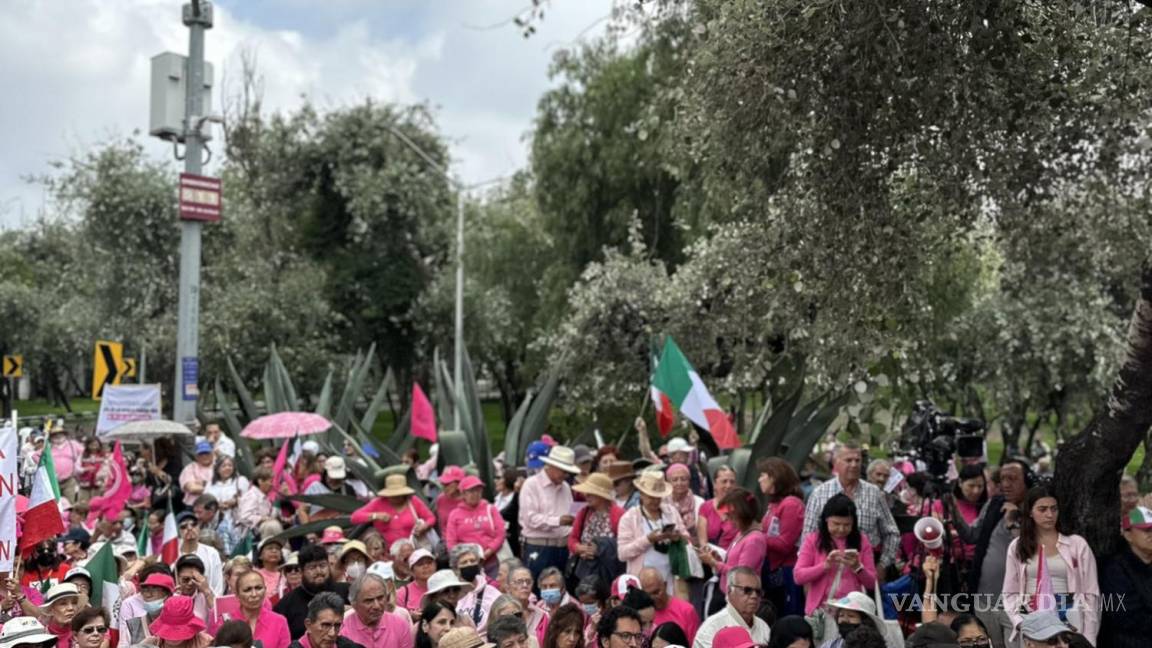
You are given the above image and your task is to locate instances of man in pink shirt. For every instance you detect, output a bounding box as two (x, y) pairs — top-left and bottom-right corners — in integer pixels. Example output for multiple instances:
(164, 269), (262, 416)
(179, 441), (216, 506)
(42, 427), (85, 502)
(340, 572), (412, 648)
(518, 446), (580, 582)
(640, 567), (700, 644)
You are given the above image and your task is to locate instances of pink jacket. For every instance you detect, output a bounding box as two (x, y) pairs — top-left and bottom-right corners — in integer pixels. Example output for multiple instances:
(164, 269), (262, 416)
(444, 500), (506, 555)
(715, 530), (767, 592)
(1002, 533), (1099, 644)
(617, 503), (691, 576)
(793, 531), (877, 615)
(761, 496), (804, 569)
(350, 497), (436, 549)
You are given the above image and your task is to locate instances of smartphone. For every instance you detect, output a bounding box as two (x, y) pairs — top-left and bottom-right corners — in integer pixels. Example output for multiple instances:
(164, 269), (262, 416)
(662, 523), (676, 533)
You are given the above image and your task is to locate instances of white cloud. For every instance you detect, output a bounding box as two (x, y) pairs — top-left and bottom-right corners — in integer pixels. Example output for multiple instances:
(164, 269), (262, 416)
(0, 0), (615, 227)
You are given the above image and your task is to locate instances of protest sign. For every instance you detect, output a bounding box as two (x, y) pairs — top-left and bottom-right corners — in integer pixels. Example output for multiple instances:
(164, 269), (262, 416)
(96, 384), (162, 438)
(0, 424), (17, 572)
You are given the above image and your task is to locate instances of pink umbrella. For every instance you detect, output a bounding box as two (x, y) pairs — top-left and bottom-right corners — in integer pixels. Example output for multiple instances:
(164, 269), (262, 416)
(241, 412), (332, 440)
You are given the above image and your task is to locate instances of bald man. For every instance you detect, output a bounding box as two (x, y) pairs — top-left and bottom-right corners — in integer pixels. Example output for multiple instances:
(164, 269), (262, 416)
(639, 567), (700, 644)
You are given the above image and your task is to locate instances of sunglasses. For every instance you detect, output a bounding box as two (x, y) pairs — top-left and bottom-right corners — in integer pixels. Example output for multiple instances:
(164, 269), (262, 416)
(730, 585), (763, 598)
(79, 626), (107, 635)
(283, 566), (302, 573)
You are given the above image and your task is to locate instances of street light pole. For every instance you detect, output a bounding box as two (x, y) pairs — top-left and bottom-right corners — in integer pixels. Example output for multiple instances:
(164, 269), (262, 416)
(453, 192), (465, 433)
(173, 0), (212, 423)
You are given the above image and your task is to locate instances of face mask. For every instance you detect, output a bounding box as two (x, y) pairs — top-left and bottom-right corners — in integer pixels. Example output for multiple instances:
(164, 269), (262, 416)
(583, 603), (600, 616)
(345, 562), (366, 580)
(459, 565), (481, 583)
(540, 588), (563, 605)
(837, 622), (860, 639)
(142, 599), (166, 615)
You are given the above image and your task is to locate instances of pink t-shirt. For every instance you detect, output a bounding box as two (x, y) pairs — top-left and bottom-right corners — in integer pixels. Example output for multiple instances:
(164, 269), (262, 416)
(341, 609), (413, 648)
(653, 597), (701, 644)
(444, 501), (506, 555)
(397, 580), (429, 614)
(349, 497), (436, 549)
(179, 462), (214, 506)
(435, 492), (464, 532)
(699, 499), (738, 549)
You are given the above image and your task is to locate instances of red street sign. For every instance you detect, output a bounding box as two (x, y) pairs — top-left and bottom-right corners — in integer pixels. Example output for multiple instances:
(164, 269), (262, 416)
(179, 173), (222, 222)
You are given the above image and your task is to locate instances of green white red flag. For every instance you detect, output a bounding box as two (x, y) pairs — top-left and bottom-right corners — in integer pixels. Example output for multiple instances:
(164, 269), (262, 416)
(20, 448), (65, 554)
(650, 350), (675, 437)
(652, 337), (740, 449)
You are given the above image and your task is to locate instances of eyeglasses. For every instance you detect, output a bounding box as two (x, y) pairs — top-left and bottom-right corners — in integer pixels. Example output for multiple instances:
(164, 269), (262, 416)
(510, 578), (533, 587)
(958, 640), (991, 648)
(79, 626), (107, 635)
(730, 585), (763, 598)
(316, 621), (342, 634)
(611, 632), (644, 645)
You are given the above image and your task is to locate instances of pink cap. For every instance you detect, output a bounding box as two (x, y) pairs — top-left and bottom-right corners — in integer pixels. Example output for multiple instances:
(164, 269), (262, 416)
(141, 573), (175, 593)
(320, 526), (347, 545)
(540, 434), (557, 447)
(459, 476), (484, 491)
(713, 627), (757, 648)
(440, 465), (466, 484)
(611, 574), (640, 600)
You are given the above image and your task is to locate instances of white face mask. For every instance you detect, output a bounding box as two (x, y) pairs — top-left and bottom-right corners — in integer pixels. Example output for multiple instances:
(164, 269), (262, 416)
(345, 562), (366, 580)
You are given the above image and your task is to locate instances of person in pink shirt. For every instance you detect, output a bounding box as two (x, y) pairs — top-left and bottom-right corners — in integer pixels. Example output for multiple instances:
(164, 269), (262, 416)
(698, 488), (767, 593)
(230, 570), (291, 648)
(349, 475), (437, 549)
(435, 465), (467, 532)
(793, 493), (877, 615)
(639, 567), (701, 644)
(40, 427), (85, 502)
(179, 441), (216, 507)
(697, 466), (738, 550)
(341, 572), (413, 648)
(397, 549), (437, 617)
(757, 457), (806, 617)
(444, 476), (506, 575)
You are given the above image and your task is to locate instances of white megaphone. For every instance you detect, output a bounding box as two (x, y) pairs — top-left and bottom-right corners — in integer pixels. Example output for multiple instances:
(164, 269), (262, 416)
(914, 517), (945, 550)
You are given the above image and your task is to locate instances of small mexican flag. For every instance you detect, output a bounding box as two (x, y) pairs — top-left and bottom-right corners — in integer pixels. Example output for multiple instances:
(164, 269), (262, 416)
(136, 519), (151, 558)
(650, 349), (675, 437)
(20, 449), (65, 553)
(230, 531), (253, 558)
(160, 501), (179, 564)
(85, 541), (121, 612)
(652, 337), (740, 449)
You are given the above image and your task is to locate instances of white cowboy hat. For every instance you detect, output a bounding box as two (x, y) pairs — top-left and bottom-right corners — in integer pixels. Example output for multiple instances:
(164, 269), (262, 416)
(540, 446), (580, 474)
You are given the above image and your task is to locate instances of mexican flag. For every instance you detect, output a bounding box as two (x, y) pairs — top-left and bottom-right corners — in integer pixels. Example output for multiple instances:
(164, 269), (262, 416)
(650, 350), (675, 437)
(85, 541), (121, 613)
(20, 449), (65, 553)
(652, 337), (740, 449)
(230, 531), (253, 558)
(160, 502), (179, 564)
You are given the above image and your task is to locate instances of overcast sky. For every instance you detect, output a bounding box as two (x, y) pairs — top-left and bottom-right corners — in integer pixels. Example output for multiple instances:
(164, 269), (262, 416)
(0, 0), (615, 229)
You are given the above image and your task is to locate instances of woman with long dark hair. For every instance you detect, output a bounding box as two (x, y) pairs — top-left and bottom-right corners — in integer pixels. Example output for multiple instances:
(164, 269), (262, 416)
(698, 488), (766, 595)
(793, 494), (877, 615)
(1003, 485), (1099, 645)
(951, 464), (987, 562)
(758, 458), (806, 617)
(415, 601), (458, 648)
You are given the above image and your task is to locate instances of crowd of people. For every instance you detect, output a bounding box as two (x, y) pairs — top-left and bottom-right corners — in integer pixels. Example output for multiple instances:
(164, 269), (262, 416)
(1, 417), (1150, 648)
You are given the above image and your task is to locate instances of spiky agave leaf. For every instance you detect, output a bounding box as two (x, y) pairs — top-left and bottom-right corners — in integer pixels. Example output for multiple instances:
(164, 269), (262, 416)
(226, 356), (260, 421)
(315, 371), (335, 418)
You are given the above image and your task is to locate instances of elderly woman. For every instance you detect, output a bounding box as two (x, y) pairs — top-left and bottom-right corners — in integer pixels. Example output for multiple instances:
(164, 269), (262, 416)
(444, 477), (507, 577)
(535, 568), (575, 616)
(617, 472), (692, 589)
(504, 569), (551, 644)
(452, 544), (503, 635)
(253, 537), (285, 605)
(11, 583), (82, 647)
(117, 570), (175, 647)
(390, 538), (416, 583)
(666, 465), (704, 543)
(490, 595), (545, 648)
(337, 541), (372, 583)
(232, 570), (291, 648)
(71, 607), (110, 648)
(350, 474), (437, 550)
(697, 466), (737, 550)
(398, 549), (439, 617)
(568, 473), (625, 588)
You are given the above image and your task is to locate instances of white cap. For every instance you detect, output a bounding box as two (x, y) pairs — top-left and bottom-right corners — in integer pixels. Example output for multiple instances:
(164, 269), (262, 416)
(667, 437), (694, 454)
(324, 456), (347, 479)
(302, 440), (320, 455)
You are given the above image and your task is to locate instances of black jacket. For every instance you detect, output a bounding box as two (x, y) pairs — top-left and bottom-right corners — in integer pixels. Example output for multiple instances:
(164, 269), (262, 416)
(274, 581), (351, 639)
(952, 494), (1007, 592)
(1099, 545), (1152, 648)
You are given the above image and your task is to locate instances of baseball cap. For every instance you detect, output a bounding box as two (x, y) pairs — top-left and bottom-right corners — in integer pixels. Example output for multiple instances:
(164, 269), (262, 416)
(408, 548), (435, 567)
(324, 456), (347, 480)
(301, 440), (320, 455)
(610, 574), (640, 600)
(1123, 505), (1152, 531)
(712, 627), (756, 648)
(195, 441), (213, 455)
(525, 441), (551, 470)
(1019, 610), (1072, 641)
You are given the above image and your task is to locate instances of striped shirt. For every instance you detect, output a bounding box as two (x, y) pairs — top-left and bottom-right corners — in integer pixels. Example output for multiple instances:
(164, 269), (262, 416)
(802, 477), (901, 568)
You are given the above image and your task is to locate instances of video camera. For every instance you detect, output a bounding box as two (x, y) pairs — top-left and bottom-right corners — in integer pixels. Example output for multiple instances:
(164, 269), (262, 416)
(898, 400), (985, 481)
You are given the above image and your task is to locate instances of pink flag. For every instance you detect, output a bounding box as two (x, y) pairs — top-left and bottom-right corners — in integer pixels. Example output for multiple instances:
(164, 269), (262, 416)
(271, 439), (297, 500)
(86, 442), (132, 527)
(411, 382), (437, 442)
(1033, 548), (1056, 612)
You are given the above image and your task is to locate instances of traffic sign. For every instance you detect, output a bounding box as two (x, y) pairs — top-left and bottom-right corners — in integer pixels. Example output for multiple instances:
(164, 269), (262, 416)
(92, 341), (128, 399)
(1, 356), (22, 378)
(179, 173), (222, 222)
(124, 358), (138, 380)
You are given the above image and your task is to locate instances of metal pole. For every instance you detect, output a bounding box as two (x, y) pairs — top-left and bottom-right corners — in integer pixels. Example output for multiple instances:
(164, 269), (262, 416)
(173, 0), (212, 423)
(140, 343), (147, 384)
(453, 191), (465, 432)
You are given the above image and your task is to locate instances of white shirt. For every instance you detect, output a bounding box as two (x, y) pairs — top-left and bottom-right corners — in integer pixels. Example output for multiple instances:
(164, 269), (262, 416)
(181, 543), (225, 595)
(693, 605), (771, 648)
(214, 435), (236, 458)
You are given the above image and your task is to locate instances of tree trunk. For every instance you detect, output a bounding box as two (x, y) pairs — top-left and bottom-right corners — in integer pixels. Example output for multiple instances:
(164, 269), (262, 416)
(1054, 265), (1152, 557)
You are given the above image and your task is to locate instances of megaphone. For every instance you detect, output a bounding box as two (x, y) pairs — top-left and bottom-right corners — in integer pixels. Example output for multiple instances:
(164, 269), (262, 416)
(914, 517), (945, 550)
